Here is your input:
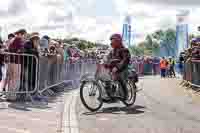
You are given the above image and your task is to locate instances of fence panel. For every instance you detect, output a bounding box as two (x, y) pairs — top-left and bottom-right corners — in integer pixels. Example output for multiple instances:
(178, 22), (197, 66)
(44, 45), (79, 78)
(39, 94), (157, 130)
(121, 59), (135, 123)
(183, 60), (200, 88)
(0, 52), (39, 100)
(0, 52), (168, 102)
(191, 60), (200, 86)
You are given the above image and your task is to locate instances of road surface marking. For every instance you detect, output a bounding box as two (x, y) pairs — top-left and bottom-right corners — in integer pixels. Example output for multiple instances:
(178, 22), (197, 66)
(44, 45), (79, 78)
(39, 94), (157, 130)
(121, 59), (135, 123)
(62, 91), (79, 133)
(62, 93), (72, 133)
(99, 117), (109, 121)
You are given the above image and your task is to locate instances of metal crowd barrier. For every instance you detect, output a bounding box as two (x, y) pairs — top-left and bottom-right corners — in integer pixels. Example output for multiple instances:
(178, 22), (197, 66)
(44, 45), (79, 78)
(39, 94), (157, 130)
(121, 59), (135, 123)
(129, 60), (160, 76)
(0, 51), (164, 102)
(38, 54), (69, 94)
(38, 57), (98, 93)
(0, 52), (99, 101)
(183, 60), (200, 88)
(0, 52), (39, 100)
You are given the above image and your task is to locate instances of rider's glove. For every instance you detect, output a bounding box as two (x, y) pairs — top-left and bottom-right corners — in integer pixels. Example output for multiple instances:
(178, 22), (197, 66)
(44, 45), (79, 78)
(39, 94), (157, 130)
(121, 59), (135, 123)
(112, 67), (118, 73)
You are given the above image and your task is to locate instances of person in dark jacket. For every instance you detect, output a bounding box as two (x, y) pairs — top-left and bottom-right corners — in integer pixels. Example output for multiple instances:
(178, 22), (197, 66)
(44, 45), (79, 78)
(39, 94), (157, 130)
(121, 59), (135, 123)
(18, 32), (40, 100)
(9, 29), (27, 53)
(179, 52), (185, 75)
(40, 35), (50, 55)
(104, 33), (131, 101)
(0, 38), (3, 83)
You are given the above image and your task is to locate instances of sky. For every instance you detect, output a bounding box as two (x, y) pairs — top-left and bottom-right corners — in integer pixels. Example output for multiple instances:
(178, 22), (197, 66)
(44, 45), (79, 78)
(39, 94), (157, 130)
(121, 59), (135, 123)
(0, 0), (200, 44)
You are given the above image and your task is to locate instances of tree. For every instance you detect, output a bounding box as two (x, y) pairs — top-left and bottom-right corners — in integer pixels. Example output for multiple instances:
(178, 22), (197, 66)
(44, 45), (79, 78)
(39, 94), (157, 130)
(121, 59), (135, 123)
(136, 28), (176, 57)
(77, 42), (87, 50)
(143, 34), (161, 56)
(162, 29), (176, 56)
(87, 42), (95, 49)
(145, 35), (153, 49)
(152, 30), (164, 40)
(71, 37), (79, 42)
(129, 45), (144, 56)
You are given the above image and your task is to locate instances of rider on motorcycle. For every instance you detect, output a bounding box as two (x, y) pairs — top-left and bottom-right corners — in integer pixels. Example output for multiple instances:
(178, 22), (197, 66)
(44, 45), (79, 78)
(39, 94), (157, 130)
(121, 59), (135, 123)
(103, 33), (131, 101)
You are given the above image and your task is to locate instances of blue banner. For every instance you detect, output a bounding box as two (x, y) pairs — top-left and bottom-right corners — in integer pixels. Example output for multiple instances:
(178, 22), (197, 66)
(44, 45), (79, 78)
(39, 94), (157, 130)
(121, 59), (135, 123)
(176, 24), (189, 56)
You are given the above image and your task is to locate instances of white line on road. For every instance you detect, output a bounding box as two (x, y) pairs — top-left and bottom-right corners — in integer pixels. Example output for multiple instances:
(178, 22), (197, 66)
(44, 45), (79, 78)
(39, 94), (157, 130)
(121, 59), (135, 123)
(62, 93), (72, 133)
(62, 91), (79, 133)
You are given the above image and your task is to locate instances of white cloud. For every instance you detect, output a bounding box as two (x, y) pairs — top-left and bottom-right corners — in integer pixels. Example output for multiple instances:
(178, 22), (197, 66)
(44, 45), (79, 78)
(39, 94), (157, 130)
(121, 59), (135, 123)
(128, 0), (200, 6)
(0, 0), (200, 44)
(115, 0), (200, 43)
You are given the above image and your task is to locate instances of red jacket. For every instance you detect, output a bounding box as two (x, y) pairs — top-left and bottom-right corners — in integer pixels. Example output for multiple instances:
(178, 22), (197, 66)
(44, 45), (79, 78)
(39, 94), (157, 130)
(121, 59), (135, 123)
(8, 37), (24, 53)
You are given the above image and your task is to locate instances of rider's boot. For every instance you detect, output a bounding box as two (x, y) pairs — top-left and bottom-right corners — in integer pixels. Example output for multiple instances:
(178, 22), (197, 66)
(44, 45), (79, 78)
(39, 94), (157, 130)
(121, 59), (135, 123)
(101, 82), (112, 101)
(120, 80), (128, 101)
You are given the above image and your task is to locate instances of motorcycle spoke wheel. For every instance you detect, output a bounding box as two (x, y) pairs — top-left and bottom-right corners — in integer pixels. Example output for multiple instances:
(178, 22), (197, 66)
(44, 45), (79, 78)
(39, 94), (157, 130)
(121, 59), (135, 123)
(80, 81), (103, 112)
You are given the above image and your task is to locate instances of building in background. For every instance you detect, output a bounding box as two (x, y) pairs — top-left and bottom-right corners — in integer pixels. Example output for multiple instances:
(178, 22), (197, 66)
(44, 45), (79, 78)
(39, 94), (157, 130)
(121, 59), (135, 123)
(176, 10), (189, 56)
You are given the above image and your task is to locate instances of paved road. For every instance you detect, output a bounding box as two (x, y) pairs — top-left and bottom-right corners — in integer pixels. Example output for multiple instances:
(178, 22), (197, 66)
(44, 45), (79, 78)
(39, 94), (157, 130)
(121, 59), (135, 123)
(0, 88), (79, 133)
(76, 76), (200, 133)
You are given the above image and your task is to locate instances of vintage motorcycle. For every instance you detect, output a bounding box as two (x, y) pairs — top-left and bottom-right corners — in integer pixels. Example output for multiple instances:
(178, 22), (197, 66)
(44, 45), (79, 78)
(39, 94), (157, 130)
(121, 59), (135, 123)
(80, 58), (138, 112)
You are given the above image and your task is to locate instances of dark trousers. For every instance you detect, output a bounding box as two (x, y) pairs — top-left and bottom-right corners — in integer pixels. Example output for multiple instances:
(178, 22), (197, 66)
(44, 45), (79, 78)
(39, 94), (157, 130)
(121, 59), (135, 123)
(118, 77), (128, 99)
(105, 71), (128, 99)
(0, 64), (2, 81)
(169, 66), (176, 77)
(19, 58), (37, 93)
(161, 69), (166, 78)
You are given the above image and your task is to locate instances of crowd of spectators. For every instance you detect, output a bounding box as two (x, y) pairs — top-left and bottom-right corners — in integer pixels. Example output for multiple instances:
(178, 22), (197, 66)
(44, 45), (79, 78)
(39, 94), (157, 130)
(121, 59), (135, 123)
(129, 56), (178, 77)
(0, 28), (193, 100)
(0, 28), (101, 101)
(182, 38), (200, 63)
(179, 38), (200, 85)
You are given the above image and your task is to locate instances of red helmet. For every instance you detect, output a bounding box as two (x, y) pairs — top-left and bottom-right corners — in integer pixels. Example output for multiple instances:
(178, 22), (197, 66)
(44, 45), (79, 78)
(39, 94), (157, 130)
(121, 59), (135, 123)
(110, 33), (122, 41)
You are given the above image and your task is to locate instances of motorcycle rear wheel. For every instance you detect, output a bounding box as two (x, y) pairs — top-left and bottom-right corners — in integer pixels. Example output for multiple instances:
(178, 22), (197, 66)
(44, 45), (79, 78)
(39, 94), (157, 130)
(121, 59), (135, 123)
(122, 80), (137, 107)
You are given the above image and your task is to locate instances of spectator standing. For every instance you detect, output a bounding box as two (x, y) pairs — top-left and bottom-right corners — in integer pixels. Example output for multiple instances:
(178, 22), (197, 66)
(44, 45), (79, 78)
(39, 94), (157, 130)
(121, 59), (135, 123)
(5, 33), (15, 49)
(169, 56), (176, 77)
(0, 33), (15, 95)
(55, 41), (64, 64)
(160, 57), (167, 78)
(7, 29), (27, 101)
(152, 57), (160, 75)
(22, 32), (40, 95)
(63, 46), (70, 62)
(40, 35), (50, 57)
(0, 38), (4, 81)
(40, 35), (50, 49)
(8, 29), (27, 53)
(55, 41), (65, 82)
(48, 42), (58, 85)
(179, 52), (185, 76)
(0, 38), (4, 95)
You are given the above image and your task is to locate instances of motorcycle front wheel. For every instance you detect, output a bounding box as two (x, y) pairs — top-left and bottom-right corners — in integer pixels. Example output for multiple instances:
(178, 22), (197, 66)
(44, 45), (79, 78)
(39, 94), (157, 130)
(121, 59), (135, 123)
(80, 81), (103, 112)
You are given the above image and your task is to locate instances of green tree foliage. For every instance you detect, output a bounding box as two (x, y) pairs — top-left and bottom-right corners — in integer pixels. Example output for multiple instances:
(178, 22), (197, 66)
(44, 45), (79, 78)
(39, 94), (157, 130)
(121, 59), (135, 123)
(62, 37), (106, 50)
(129, 45), (144, 56)
(162, 29), (176, 56)
(131, 28), (176, 57)
(77, 42), (87, 50)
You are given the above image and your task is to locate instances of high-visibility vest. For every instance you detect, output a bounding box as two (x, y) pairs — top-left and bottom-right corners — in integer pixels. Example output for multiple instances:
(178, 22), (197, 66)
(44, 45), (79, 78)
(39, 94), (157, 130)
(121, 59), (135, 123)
(160, 60), (167, 69)
(169, 60), (175, 65)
